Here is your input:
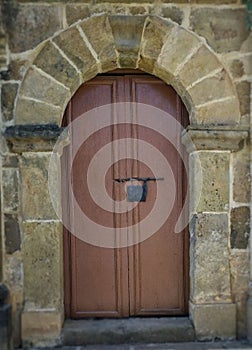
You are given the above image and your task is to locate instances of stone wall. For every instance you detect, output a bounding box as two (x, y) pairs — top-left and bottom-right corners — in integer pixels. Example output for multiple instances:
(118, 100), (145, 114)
(0, 0), (251, 347)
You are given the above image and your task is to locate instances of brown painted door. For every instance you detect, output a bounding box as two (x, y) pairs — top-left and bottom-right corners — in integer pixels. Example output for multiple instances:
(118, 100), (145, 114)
(63, 72), (189, 318)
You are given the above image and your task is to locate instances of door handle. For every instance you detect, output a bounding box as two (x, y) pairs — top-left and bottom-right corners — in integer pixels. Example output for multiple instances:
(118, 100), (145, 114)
(114, 177), (164, 202)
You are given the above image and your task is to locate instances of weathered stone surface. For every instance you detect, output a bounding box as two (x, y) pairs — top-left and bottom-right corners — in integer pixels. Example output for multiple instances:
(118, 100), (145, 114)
(236, 81), (251, 117)
(3, 4), (62, 53)
(190, 8), (249, 53)
(190, 213), (231, 303)
(4, 214), (21, 254)
(2, 155), (18, 168)
(161, 6), (183, 24)
(53, 27), (98, 79)
(20, 153), (58, 220)
(128, 6), (148, 15)
(139, 17), (174, 72)
(80, 15), (117, 71)
(1, 83), (19, 122)
(229, 59), (245, 79)
(34, 42), (80, 93)
(2, 168), (19, 213)
(188, 70), (235, 106)
(1, 58), (29, 81)
(233, 144), (250, 203)
(190, 152), (230, 213)
(194, 97), (240, 125)
(241, 31), (252, 53)
(109, 16), (145, 68)
(158, 25), (201, 74)
(15, 97), (61, 125)
(4, 253), (23, 290)
(66, 4), (91, 25)
(231, 207), (250, 249)
(178, 45), (221, 88)
(190, 302), (236, 340)
(22, 221), (63, 309)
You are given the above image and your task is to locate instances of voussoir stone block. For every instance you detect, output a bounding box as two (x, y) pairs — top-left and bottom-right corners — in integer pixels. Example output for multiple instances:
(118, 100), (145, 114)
(190, 8), (249, 53)
(190, 213), (231, 303)
(139, 17), (174, 72)
(66, 4), (91, 26)
(80, 15), (118, 71)
(23, 221), (63, 310)
(109, 15), (146, 68)
(20, 153), (58, 220)
(190, 151), (230, 213)
(19, 67), (70, 107)
(33, 42), (80, 93)
(15, 97), (61, 125)
(53, 27), (98, 81)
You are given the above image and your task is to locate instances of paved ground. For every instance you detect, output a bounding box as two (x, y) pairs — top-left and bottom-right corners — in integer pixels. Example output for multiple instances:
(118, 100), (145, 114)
(29, 341), (252, 350)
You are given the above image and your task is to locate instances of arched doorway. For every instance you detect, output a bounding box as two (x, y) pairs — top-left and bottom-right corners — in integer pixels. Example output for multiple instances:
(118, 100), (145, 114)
(62, 70), (189, 319)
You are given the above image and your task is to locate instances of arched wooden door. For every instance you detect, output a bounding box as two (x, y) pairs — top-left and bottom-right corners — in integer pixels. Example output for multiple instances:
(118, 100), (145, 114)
(62, 71), (189, 319)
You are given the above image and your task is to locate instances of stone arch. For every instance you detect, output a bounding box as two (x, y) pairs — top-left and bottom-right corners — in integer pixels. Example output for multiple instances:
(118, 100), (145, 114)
(15, 14), (240, 126)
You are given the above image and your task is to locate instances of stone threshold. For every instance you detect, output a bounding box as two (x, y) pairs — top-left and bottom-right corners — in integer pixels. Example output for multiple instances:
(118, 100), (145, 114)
(62, 317), (195, 346)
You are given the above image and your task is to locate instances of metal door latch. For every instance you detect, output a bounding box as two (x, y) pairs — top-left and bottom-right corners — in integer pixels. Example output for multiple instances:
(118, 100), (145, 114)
(114, 177), (164, 202)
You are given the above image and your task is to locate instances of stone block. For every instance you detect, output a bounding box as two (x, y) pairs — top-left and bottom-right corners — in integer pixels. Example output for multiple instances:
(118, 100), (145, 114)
(1, 83), (19, 122)
(22, 311), (62, 347)
(190, 302), (236, 340)
(236, 80), (251, 117)
(80, 15), (117, 71)
(22, 221), (63, 309)
(178, 45), (221, 88)
(15, 97), (61, 125)
(34, 42), (80, 93)
(20, 153), (58, 220)
(194, 97), (240, 125)
(232, 144), (250, 203)
(128, 6), (148, 16)
(139, 17), (174, 72)
(161, 6), (183, 24)
(1, 58), (29, 81)
(66, 4), (91, 25)
(3, 3), (62, 53)
(230, 207), (250, 249)
(190, 152), (230, 213)
(4, 253), (23, 290)
(2, 168), (19, 213)
(188, 70), (235, 106)
(158, 25), (201, 75)
(2, 155), (18, 168)
(190, 8), (249, 53)
(228, 59), (245, 79)
(53, 27), (98, 79)
(109, 16), (145, 68)
(4, 214), (21, 254)
(190, 213), (231, 303)
(19, 67), (70, 107)
(230, 250), (249, 301)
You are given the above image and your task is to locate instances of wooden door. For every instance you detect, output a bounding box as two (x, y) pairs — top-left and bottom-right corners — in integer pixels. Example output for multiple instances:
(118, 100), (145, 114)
(63, 72), (189, 319)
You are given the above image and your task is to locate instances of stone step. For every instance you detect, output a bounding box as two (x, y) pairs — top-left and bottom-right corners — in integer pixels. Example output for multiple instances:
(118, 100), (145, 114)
(62, 317), (195, 346)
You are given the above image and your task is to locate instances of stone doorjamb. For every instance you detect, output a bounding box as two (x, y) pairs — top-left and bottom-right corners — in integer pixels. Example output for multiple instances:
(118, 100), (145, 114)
(3, 13), (249, 346)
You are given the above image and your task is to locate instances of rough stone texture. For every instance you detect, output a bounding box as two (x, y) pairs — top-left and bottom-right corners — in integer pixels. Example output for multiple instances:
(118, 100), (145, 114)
(66, 4), (91, 25)
(19, 153), (58, 220)
(190, 9), (249, 53)
(3, 3), (62, 53)
(139, 17), (174, 72)
(236, 81), (251, 117)
(2, 155), (18, 168)
(109, 16), (145, 68)
(190, 152), (230, 213)
(230, 250), (249, 338)
(178, 45), (221, 88)
(0, 58), (29, 81)
(22, 311), (62, 347)
(230, 206), (250, 249)
(128, 6), (148, 15)
(15, 97), (61, 125)
(1, 83), (19, 122)
(19, 67), (70, 107)
(80, 15), (117, 71)
(161, 6), (183, 24)
(4, 214), (21, 254)
(190, 213), (231, 303)
(4, 253), (23, 290)
(232, 144), (250, 203)
(53, 26), (98, 79)
(188, 70), (235, 106)
(33, 42), (80, 93)
(190, 302), (236, 340)
(2, 168), (19, 213)
(229, 59), (245, 79)
(22, 221), (63, 309)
